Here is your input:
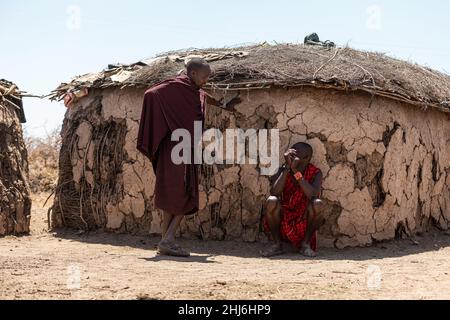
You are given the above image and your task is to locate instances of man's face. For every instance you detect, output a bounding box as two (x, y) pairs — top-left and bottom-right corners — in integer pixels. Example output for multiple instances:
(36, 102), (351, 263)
(292, 147), (311, 167)
(190, 66), (211, 88)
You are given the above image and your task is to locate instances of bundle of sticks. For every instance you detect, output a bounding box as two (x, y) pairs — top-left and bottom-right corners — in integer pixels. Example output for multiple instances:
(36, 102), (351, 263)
(0, 82), (20, 99)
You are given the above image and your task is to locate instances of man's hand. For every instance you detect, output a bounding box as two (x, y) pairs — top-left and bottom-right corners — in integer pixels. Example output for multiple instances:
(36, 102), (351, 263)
(290, 157), (301, 172)
(284, 149), (296, 168)
(205, 93), (241, 112)
(224, 97), (242, 112)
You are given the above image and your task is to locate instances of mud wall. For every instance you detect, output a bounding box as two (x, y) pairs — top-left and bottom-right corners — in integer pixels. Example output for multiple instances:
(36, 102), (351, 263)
(0, 100), (31, 236)
(52, 86), (450, 248)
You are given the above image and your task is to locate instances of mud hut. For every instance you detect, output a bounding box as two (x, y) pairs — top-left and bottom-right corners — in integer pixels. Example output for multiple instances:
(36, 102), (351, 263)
(49, 44), (450, 248)
(0, 79), (31, 236)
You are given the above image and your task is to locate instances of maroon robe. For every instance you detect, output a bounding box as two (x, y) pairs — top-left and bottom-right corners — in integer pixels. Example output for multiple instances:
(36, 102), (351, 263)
(137, 75), (206, 216)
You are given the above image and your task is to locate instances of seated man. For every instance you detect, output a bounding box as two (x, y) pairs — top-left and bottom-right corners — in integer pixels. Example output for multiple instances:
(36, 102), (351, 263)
(260, 142), (325, 258)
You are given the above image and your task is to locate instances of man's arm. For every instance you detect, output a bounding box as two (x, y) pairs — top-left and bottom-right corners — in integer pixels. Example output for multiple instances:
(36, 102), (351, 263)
(292, 169), (323, 200)
(204, 93), (222, 107)
(204, 92), (241, 112)
(270, 165), (290, 196)
(270, 149), (298, 196)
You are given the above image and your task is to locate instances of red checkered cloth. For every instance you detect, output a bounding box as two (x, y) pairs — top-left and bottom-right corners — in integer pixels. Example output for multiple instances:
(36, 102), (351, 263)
(263, 163), (320, 251)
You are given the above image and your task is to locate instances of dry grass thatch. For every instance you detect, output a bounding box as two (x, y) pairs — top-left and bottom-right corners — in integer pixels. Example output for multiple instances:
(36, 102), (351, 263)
(50, 43), (450, 114)
(0, 79), (26, 123)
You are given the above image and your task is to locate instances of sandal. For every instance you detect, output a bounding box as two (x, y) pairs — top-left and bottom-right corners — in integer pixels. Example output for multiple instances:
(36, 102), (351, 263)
(299, 245), (317, 258)
(260, 244), (284, 258)
(158, 241), (190, 257)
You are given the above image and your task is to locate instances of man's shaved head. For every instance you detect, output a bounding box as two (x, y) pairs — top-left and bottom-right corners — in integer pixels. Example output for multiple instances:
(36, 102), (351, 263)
(185, 57), (211, 88)
(186, 57), (210, 74)
(292, 142), (313, 159)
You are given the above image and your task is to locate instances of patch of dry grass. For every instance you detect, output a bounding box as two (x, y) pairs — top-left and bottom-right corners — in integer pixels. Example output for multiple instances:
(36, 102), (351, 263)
(25, 128), (61, 194)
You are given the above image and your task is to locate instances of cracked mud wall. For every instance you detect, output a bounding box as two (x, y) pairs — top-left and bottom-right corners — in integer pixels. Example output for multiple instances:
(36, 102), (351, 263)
(52, 88), (155, 234)
(0, 100), (31, 236)
(53, 86), (450, 248)
(220, 87), (450, 248)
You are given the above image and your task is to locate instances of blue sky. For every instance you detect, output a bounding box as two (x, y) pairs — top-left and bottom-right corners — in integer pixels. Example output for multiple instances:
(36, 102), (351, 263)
(2, 0), (450, 137)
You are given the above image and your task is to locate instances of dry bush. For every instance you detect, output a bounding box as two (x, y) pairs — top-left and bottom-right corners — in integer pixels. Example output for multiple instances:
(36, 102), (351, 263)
(25, 128), (61, 194)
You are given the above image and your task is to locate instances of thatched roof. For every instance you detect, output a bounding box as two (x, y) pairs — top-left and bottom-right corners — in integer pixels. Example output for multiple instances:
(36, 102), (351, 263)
(50, 43), (450, 114)
(0, 79), (26, 123)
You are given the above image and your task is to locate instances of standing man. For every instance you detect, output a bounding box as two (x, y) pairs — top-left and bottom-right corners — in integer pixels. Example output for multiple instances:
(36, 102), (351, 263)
(137, 58), (241, 257)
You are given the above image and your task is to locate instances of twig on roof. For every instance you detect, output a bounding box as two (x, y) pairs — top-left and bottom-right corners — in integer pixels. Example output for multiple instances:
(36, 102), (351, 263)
(313, 48), (340, 79)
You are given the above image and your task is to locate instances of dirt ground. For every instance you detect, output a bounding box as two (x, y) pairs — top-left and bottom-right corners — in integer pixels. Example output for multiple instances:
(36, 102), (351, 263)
(1, 193), (450, 300)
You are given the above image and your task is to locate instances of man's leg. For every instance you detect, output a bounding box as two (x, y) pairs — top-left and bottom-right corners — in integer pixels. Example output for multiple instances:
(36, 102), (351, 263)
(260, 196), (284, 257)
(163, 215), (184, 243)
(300, 198), (325, 257)
(265, 196), (282, 243)
(161, 211), (174, 240)
(158, 212), (189, 257)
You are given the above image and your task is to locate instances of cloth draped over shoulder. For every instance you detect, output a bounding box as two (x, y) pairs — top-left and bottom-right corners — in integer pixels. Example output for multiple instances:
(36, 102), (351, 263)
(137, 75), (207, 216)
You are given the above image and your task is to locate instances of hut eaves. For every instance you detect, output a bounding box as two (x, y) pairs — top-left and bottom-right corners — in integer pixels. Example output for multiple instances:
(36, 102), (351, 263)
(49, 43), (450, 114)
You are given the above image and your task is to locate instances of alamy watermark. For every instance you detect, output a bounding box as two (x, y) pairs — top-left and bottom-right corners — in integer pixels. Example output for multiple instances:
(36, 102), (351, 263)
(366, 4), (382, 31)
(66, 264), (81, 290)
(171, 121), (280, 176)
(366, 265), (382, 290)
(66, 5), (82, 31)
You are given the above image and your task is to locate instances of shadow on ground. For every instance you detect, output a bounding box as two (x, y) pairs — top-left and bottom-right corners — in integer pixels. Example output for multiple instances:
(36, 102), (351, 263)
(50, 227), (450, 262)
(141, 254), (217, 264)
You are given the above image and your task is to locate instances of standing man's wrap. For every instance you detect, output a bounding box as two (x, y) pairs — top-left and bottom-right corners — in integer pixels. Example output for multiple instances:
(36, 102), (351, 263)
(137, 75), (205, 216)
(137, 58), (241, 257)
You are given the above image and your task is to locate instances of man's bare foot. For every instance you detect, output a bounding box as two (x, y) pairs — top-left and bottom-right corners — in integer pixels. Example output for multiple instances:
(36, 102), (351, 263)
(299, 244), (317, 258)
(260, 243), (284, 257)
(158, 240), (190, 257)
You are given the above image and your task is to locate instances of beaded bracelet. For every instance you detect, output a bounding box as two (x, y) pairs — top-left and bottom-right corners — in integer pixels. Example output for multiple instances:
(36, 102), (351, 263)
(294, 171), (303, 181)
